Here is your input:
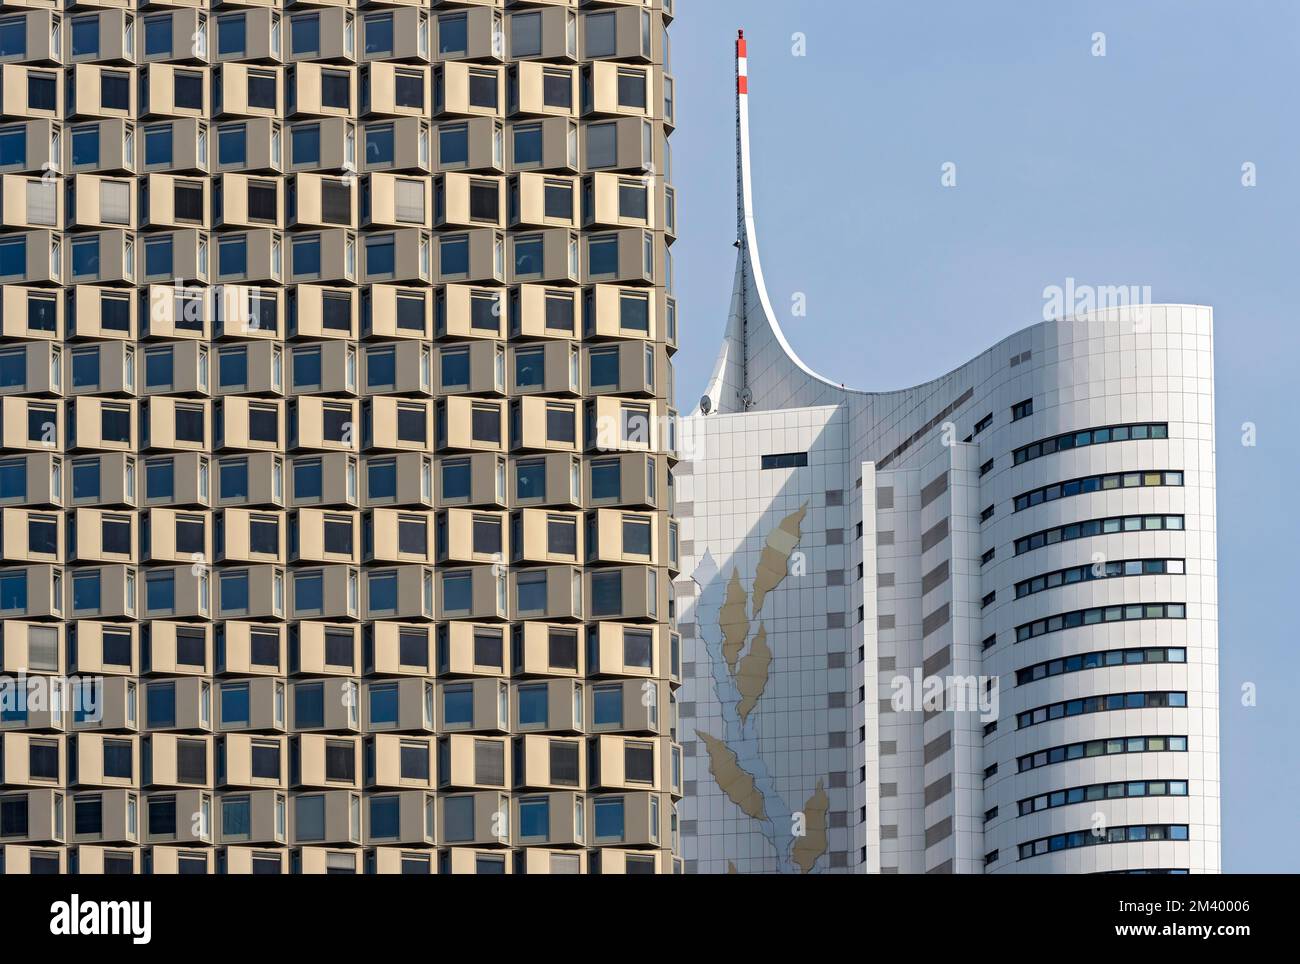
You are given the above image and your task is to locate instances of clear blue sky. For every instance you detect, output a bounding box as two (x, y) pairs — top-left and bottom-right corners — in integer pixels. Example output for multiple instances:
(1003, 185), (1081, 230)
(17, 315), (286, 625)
(669, 0), (1299, 873)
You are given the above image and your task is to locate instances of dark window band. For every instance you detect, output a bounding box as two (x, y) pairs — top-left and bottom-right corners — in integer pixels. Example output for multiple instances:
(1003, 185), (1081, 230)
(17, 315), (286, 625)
(1017, 734), (1187, 773)
(761, 452), (807, 470)
(1013, 422), (1167, 465)
(1018, 824), (1188, 860)
(1016, 645), (1186, 685)
(1018, 778), (1188, 816)
(1016, 602), (1185, 642)
(1016, 691), (1187, 730)
(1015, 558), (1184, 599)
(1014, 469), (1182, 512)
(1014, 514), (1183, 556)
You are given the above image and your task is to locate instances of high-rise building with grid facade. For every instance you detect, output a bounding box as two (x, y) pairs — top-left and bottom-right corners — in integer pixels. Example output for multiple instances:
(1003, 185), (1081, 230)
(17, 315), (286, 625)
(0, 0), (682, 875)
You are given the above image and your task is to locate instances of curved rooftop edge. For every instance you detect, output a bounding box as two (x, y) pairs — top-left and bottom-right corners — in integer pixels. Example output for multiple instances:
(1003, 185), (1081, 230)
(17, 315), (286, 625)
(696, 31), (1211, 419)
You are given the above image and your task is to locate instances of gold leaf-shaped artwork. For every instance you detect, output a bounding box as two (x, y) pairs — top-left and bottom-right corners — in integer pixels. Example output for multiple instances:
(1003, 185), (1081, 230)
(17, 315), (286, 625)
(751, 503), (808, 617)
(697, 731), (767, 821)
(735, 623), (771, 724)
(791, 779), (829, 874)
(720, 567), (749, 674)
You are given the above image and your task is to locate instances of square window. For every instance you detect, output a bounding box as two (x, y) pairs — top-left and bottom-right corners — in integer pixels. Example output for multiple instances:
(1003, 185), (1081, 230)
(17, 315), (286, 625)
(394, 71), (424, 110)
(291, 15), (320, 56)
(321, 70), (350, 111)
(292, 125), (320, 167)
(219, 124), (247, 166)
(247, 72), (276, 110)
(146, 16), (175, 57)
(174, 71), (203, 110)
(364, 14), (394, 56)
(28, 73), (57, 112)
(439, 15), (468, 56)
(468, 71), (498, 110)
(101, 72), (130, 111)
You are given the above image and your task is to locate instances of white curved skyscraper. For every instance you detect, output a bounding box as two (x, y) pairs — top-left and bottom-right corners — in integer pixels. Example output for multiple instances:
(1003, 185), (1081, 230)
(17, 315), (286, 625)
(675, 32), (1220, 874)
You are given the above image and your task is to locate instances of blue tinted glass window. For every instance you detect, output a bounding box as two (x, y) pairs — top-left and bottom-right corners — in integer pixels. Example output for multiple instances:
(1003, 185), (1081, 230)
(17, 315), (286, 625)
(515, 350), (544, 388)
(294, 571), (323, 612)
(292, 348), (321, 388)
(146, 683), (176, 728)
(368, 460), (396, 499)
(516, 574), (546, 612)
(219, 125), (247, 165)
(219, 460), (248, 500)
(295, 683), (324, 728)
(219, 238), (247, 277)
(0, 20), (26, 58)
(0, 237), (23, 276)
(72, 17), (100, 57)
(144, 125), (173, 165)
(217, 14), (246, 56)
(222, 798), (250, 837)
(218, 348), (247, 388)
(72, 571), (102, 611)
(441, 572), (471, 611)
(292, 236), (321, 277)
(291, 14), (320, 55)
(518, 686), (548, 726)
(145, 237), (174, 277)
(516, 461), (545, 501)
(72, 237), (101, 278)
(440, 350), (468, 388)
(72, 127), (100, 166)
(220, 571), (249, 613)
(590, 460), (620, 500)
(367, 348), (395, 387)
(365, 125), (394, 165)
(0, 571), (28, 611)
(294, 460), (322, 499)
(366, 237), (395, 276)
(514, 237), (544, 276)
(438, 15), (467, 55)
(369, 685), (399, 725)
(588, 237), (618, 275)
(221, 684), (250, 726)
(72, 461), (100, 500)
(443, 686), (473, 725)
(519, 798), (549, 838)
(441, 460), (470, 500)
(593, 798), (625, 839)
(439, 236), (468, 275)
(0, 350), (25, 388)
(593, 686), (622, 725)
(0, 127), (26, 166)
(145, 349), (173, 389)
(146, 460), (174, 500)
(364, 15), (394, 55)
(145, 16), (173, 56)
(27, 73), (56, 112)
(438, 126), (467, 166)
(369, 796), (399, 837)
(367, 572), (397, 613)
(513, 126), (541, 165)
(292, 124), (320, 166)
(589, 350), (619, 387)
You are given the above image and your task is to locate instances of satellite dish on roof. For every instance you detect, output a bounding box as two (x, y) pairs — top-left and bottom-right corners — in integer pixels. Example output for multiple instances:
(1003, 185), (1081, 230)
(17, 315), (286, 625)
(699, 395), (712, 415)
